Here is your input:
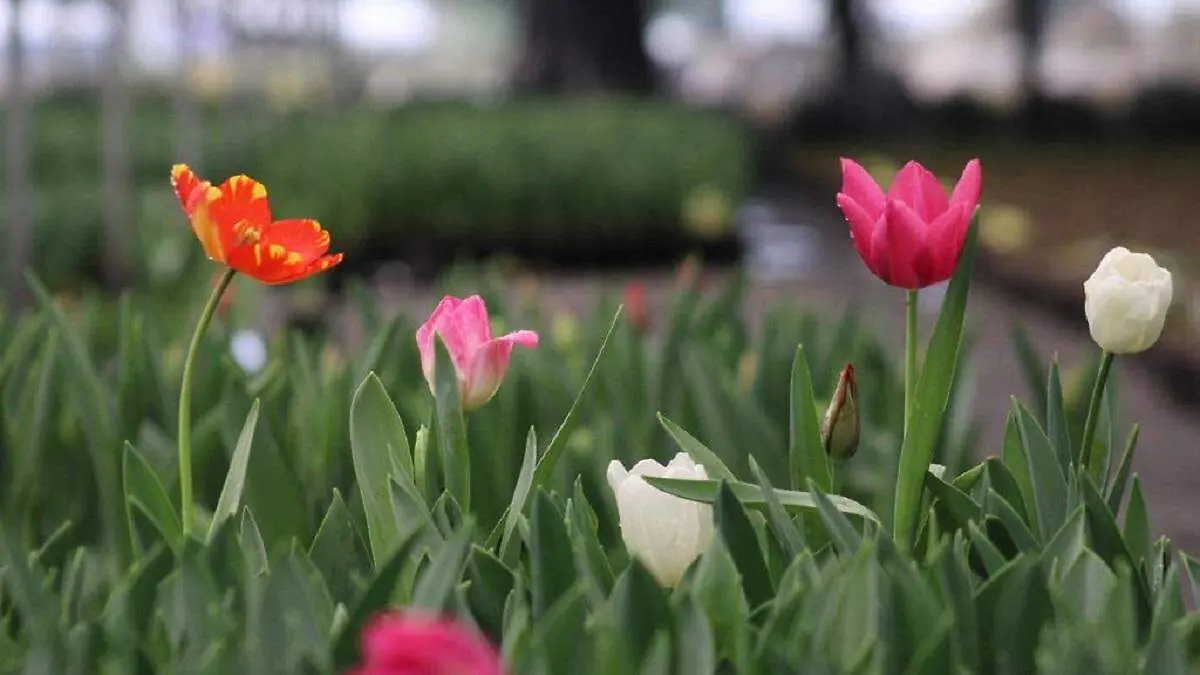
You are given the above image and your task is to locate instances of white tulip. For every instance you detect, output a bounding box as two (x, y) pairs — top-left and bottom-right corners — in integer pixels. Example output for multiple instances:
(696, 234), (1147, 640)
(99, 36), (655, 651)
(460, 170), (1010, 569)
(1084, 246), (1173, 354)
(606, 453), (714, 588)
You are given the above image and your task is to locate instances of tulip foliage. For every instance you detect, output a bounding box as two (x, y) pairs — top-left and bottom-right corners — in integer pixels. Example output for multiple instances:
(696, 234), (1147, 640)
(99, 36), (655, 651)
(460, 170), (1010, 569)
(0, 169), (1196, 674)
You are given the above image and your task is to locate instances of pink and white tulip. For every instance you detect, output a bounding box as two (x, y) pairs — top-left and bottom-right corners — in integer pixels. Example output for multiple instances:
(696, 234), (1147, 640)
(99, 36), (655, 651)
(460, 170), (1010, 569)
(416, 295), (539, 411)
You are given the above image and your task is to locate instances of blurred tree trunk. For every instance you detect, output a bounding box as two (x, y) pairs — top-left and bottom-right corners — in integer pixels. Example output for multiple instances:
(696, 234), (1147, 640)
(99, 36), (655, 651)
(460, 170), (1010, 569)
(830, 0), (866, 83)
(513, 0), (655, 94)
(5, 0), (32, 307)
(101, 0), (132, 288)
(173, 0), (201, 167)
(1014, 0), (1050, 100)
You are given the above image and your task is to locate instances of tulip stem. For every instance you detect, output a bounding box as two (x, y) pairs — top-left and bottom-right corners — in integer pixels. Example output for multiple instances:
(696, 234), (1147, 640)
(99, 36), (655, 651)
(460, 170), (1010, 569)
(904, 290), (919, 438)
(1077, 350), (1114, 477)
(178, 267), (237, 540)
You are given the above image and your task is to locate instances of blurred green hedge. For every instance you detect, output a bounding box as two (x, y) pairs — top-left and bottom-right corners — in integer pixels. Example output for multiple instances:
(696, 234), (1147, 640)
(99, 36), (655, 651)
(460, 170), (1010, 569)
(5, 94), (753, 288)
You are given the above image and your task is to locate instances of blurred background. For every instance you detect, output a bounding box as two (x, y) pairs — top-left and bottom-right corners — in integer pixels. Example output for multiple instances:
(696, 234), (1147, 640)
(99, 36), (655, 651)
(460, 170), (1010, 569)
(2, 0), (1200, 540)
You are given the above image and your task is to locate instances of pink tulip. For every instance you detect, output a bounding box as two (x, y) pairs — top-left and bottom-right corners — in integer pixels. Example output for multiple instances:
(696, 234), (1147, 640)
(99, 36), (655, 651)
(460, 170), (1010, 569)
(416, 295), (539, 411)
(836, 157), (982, 289)
(345, 612), (507, 675)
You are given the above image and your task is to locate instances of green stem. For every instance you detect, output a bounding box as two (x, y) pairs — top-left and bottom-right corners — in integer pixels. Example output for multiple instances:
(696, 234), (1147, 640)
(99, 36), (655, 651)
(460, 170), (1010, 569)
(904, 290), (919, 437)
(178, 267), (237, 539)
(1077, 350), (1114, 475)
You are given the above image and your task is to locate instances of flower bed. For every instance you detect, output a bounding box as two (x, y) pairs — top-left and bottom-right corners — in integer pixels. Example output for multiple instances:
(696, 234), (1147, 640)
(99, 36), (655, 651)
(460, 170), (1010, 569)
(3, 94), (752, 289)
(0, 159), (1196, 673)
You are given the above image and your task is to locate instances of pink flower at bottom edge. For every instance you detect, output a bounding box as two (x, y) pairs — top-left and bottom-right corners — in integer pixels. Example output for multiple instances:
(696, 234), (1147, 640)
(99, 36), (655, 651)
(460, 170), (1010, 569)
(345, 612), (507, 675)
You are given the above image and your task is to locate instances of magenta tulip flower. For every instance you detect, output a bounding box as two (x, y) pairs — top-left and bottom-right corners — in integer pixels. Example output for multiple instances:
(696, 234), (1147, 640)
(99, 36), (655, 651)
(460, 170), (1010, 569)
(836, 157), (983, 289)
(416, 295), (539, 411)
(345, 612), (507, 675)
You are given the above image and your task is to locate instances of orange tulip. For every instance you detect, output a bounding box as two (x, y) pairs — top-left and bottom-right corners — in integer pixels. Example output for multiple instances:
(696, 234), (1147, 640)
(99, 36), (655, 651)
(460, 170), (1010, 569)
(170, 164), (342, 285)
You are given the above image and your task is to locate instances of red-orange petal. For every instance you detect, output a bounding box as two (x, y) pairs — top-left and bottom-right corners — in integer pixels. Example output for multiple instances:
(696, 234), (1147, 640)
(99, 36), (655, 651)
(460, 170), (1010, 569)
(207, 175), (272, 239)
(226, 219), (341, 285)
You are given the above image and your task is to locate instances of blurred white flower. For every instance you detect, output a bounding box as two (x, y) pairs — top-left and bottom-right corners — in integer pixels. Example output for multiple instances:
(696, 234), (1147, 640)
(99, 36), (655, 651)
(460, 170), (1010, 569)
(606, 453), (713, 587)
(1084, 246), (1173, 354)
(229, 329), (268, 374)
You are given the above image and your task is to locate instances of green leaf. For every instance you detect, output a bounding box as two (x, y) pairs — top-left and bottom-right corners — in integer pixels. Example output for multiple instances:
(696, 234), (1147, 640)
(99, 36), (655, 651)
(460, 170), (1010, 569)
(1013, 399), (1067, 542)
(350, 373), (411, 567)
(412, 425), (430, 500)
(935, 537), (980, 672)
(714, 481), (774, 608)
(410, 521), (473, 612)
(788, 345), (831, 493)
(491, 427), (536, 562)
(925, 471), (983, 531)
(967, 522), (1007, 576)
(239, 507), (269, 576)
(309, 489), (367, 603)
(978, 554), (1052, 675)
(692, 537), (748, 667)
(748, 456), (803, 557)
(122, 441), (183, 554)
(529, 490), (576, 620)
(1078, 471), (1153, 624)
(431, 336), (470, 512)
(642, 475), (879, 523)
(1106, 423), (1140, 513)
(1181, 554), (1200, 606)
(525, 586), (589, 675)
(982, 457), (1030, 524)
(1122, 476), (1151, 570)
(566, 479), (615, 601)
(611, 559), (671, 668)
(658, 413), (736, 483)
(28, 273), (126, 565)
(1041, 506), (1087, 580)
(1000, 409), (1035, 525)
(983, 489), (1039, 553)
(482, 307), (623, 558)
(893, 220), (978, 548)
(331, 525), (425, 668)
(675, 596), (716, 675)
(1045, 359), (1073, 474)
(530, 307), (620, 490)
(206, 399), (261, 543)
(808, 478), (864, 555)
(466, 546), (513, 640)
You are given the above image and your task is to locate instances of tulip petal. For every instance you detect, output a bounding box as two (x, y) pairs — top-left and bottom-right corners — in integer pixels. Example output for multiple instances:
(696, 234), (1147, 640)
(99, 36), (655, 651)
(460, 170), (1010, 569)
(884, 200), (934, 289)
(949, 158), (983, 214)
(836, 193), (877, 264)
(442, 296), (494, 361)
(839, 158), (886, 217)
(359, 613), (505, 675)
(231, 219), (340, 285)
(416, 296), (466, 386)
(170, 164), (206, 216)
(925, 203), (969, 282)
(461, 331), (539, 410)
(209, 175), (272, 234)
(888, 161), (947, 222)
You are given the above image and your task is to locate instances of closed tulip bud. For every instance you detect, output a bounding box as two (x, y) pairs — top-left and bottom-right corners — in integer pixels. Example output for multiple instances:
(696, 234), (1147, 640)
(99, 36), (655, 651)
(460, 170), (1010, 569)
(1084, 246), (1173, 354)
(821, 364), (859, 461)
(606, 453), (714, 588)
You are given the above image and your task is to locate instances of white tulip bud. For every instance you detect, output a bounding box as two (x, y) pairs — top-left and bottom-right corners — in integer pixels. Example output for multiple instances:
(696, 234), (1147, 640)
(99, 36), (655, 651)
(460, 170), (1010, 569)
(606, 453), (714, 588)
(1084, 246), (1173, 354)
